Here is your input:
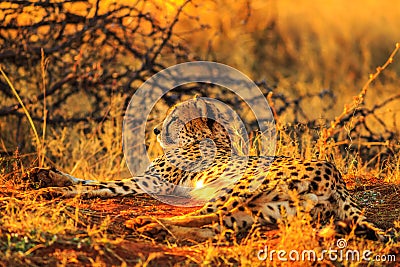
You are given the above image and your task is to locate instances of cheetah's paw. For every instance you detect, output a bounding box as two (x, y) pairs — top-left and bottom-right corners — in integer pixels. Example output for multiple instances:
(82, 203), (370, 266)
(126, 218), (170, 240)
(125, 216), (159, 229)
(37, 187), (69, 199)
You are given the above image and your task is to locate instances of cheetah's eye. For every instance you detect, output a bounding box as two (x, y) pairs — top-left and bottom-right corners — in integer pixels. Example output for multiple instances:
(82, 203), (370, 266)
(153, 128), (161, 135)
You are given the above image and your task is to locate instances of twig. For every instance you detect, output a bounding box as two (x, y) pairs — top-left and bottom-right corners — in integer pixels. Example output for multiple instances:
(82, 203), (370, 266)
(318, 42), (400, 156)
(0, 67), (41, 152)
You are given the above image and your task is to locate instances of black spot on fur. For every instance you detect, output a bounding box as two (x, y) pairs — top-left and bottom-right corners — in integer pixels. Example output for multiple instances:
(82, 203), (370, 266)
(232, 192), (240, 197)
(272, 195), (280, 202)
(252, 193), (264, 201)
(122, 186), (130, 191)
(310, 181), (319, 190)
(288, 181), (298, 190)
(314, 176), (322, 182)
(108, 187), (116, 193)
(262, 179), (269, 185)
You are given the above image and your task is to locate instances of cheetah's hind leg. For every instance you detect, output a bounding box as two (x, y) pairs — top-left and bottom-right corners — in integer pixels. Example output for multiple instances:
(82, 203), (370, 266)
(332, 186), (388, 241)
(126, 212), (220, 242)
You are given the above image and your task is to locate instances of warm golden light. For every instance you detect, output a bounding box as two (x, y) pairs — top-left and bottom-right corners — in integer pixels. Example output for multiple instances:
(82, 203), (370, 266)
(195, 180), (204, 189)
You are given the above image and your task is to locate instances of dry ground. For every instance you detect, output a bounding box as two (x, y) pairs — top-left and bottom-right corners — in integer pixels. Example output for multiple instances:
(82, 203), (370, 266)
(1, 171), (399, 266)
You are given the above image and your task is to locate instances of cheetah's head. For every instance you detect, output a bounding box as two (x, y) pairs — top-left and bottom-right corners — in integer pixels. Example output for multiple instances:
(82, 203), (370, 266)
(154, 97), (243, 150)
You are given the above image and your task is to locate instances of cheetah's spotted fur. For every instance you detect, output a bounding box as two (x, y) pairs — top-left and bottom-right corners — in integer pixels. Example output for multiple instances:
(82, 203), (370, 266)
(31, 98), (384, 242)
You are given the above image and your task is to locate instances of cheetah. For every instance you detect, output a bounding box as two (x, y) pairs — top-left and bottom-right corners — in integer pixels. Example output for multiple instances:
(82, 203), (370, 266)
(29, 97), (385, 242)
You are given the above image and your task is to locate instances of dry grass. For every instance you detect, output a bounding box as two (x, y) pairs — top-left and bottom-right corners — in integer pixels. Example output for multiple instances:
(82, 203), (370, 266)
(1, 0), (400, 266)
(0, 181), (399, 266)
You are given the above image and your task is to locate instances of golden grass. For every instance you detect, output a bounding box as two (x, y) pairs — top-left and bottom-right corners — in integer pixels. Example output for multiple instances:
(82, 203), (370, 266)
(0, 184), (397, 266)
(0, 68), (41, 162)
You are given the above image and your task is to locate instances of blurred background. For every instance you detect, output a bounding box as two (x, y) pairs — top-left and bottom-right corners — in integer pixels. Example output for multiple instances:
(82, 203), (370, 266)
(0, 0), (399, 180)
